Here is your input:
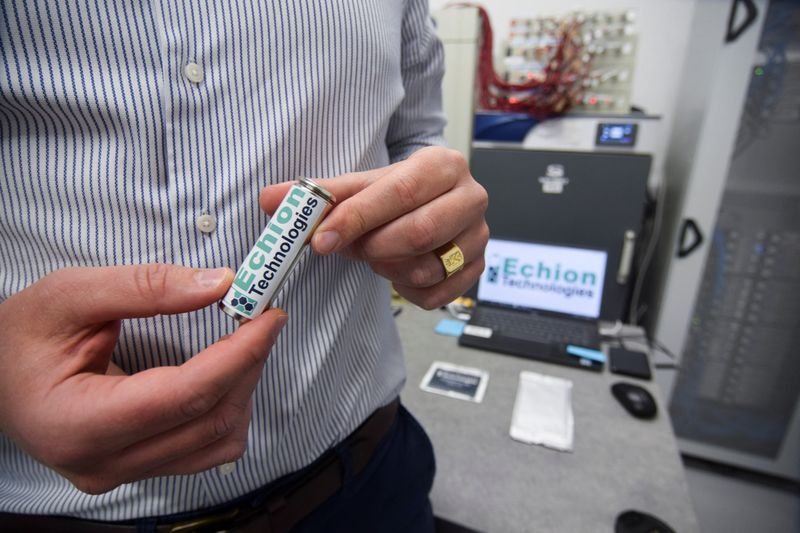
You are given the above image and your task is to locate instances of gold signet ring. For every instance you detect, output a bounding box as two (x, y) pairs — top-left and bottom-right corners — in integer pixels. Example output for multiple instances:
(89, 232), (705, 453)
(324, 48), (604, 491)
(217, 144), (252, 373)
(435, 241), (465, 278)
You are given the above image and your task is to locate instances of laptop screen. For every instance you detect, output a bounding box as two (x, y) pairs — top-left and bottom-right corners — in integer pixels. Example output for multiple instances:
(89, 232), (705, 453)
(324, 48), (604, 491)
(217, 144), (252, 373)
(477, 238), (608, 319)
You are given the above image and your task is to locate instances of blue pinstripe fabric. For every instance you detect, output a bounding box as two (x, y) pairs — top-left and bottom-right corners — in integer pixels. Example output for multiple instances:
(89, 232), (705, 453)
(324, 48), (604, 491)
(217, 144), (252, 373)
(0, 0), (444, 519)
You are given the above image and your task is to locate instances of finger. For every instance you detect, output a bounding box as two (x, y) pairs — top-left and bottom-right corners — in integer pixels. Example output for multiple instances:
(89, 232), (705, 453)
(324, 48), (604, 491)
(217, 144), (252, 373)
(258, 181), (295, 216)
(258, 165), (393, 216)
(70, 399), (254, 494)
(112, 375), (258, 481)
(394, 257), (486, 311)
(369, 220), (489, 288)
(310, 157), (462, 255)
(40, 264), (234, 330)
(73, 308), (287, 450)
(352, 181), (488, 261)
(135, 414), (253, 481)
(113, 327), (268, 475)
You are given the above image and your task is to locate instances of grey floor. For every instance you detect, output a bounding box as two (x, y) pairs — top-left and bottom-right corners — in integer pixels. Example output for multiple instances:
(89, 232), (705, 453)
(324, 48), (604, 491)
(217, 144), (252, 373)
(684, 461), (800, 533)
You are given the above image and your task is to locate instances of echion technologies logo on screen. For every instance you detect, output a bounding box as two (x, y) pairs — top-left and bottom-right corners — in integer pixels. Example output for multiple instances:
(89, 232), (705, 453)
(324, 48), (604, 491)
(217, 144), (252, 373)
(487, 254), (598, 298)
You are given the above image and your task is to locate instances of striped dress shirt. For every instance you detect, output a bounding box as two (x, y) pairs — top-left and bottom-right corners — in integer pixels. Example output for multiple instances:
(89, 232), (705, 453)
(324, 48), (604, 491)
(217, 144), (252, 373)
(0, 0), (444, 519)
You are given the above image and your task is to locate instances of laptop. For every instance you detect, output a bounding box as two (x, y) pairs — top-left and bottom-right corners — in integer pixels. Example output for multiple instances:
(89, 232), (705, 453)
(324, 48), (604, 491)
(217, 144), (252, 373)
(459, 237), (608, 371)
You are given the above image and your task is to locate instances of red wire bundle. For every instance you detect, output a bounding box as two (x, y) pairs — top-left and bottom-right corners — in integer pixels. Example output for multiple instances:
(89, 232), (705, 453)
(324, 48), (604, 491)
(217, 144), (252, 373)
(449, 4), (588, 118)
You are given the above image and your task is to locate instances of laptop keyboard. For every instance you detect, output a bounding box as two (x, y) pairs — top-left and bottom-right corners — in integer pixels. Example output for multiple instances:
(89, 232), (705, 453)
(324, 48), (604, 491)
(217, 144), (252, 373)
(471, 306), (599, 347)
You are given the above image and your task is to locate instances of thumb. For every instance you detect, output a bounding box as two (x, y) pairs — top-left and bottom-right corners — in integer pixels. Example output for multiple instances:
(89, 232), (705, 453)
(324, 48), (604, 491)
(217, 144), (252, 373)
(258, 166), (396, 217)
(40, 264), (233, 329)
(258, 181), (295, 217)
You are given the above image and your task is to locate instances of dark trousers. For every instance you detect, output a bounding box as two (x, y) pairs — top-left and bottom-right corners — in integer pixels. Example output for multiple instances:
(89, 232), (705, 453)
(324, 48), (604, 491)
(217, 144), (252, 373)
(293, 404), (436, 532)
(133, 403), (436, 533)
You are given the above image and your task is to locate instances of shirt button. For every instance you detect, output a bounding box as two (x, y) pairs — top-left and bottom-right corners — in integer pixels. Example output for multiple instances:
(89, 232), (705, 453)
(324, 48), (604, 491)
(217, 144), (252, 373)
(184, 62), (204, 84)
(196, 213), (216, 233)
(217, 462), (236, 475)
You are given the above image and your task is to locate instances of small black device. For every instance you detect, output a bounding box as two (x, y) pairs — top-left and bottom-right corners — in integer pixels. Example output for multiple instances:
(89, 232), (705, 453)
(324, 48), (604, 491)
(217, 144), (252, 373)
(611, 382), (657, 419)
(615, 510), (675, 533)
(609, 347), (652, 380)
(596, 122), (638, 147)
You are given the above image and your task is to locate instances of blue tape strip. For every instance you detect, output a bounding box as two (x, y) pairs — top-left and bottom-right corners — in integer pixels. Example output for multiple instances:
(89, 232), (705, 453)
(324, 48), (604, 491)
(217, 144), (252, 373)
(566, 345), (606, 363)
(434, 318), (466, 337)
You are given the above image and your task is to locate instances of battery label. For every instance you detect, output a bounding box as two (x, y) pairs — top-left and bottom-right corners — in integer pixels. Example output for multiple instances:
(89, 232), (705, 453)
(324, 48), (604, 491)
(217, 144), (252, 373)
(222, 182), (331, 320)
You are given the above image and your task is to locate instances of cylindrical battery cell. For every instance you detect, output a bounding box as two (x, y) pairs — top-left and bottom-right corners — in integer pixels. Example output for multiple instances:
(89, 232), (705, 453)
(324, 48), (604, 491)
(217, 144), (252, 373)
(219, 178), (335, 321)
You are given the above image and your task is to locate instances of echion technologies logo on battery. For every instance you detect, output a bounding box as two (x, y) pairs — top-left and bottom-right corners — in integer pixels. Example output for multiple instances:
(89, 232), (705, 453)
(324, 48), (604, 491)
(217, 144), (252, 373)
(219, 178), (335, 321)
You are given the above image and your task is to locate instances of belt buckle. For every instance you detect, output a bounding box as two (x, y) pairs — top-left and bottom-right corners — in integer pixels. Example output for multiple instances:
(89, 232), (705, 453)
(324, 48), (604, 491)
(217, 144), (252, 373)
(169, 508), (240, 532)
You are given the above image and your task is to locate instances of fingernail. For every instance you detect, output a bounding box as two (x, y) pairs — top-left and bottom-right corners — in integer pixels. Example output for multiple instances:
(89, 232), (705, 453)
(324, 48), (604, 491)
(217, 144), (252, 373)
(194, 268), (230, 289)
(275, 313), (289, 330)
(313, 231), (340, 255)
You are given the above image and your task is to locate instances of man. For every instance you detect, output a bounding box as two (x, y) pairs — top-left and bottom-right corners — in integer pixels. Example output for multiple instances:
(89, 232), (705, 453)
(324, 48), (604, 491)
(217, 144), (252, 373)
(0, 1), (488, 531)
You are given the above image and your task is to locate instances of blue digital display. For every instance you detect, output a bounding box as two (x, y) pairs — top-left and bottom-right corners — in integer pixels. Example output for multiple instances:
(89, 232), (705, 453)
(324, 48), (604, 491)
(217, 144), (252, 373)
(596, 123), (638, 147)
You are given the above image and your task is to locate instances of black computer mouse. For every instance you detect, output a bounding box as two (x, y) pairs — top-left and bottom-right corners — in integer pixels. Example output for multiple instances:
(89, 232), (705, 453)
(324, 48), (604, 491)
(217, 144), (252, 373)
(615, 510), (675, 533)
(611, 382), (657, 419)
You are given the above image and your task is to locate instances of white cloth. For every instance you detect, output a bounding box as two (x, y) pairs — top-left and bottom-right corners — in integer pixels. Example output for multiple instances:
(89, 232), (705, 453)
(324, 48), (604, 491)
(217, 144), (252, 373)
(510, 371), (575, 452)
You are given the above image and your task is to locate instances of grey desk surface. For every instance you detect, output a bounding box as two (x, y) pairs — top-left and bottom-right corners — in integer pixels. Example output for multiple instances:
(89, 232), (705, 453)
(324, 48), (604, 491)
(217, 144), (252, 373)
(396, 305), (699, 533)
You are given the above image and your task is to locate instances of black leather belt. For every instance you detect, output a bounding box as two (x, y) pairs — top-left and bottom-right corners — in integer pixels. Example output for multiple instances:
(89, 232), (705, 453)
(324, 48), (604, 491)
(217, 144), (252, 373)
(0, 398), (400, 533)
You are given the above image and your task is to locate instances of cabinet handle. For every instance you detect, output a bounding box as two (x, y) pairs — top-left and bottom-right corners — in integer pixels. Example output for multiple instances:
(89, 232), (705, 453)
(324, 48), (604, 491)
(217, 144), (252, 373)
(677, 219), (704, 258)
(617, 230), (636, 285)
(725, 0), (758, 43)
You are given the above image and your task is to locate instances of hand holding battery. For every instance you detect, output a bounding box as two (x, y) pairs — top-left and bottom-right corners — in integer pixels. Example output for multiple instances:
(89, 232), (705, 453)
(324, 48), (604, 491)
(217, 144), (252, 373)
(0, 264), (288, 494)
(259, 146), (490, 309)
